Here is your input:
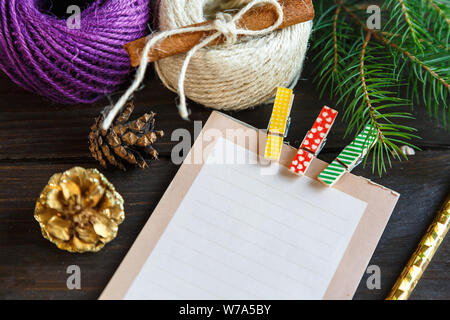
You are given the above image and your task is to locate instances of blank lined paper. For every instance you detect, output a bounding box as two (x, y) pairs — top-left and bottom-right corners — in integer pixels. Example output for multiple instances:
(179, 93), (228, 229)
(124, 137), (367, 299)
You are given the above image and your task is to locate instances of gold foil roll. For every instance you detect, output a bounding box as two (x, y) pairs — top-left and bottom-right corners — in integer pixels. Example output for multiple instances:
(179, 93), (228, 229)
(386, 196), (450, 300)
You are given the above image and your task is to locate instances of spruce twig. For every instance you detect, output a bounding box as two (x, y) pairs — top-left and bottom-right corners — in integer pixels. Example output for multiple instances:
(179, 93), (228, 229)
(312, 0), (449, 175)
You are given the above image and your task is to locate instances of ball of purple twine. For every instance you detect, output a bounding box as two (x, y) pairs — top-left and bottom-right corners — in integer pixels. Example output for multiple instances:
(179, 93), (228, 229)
(0, 0), (150, 104)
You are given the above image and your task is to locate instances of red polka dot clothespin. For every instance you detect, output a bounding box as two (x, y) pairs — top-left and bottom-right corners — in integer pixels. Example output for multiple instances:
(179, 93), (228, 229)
(289, 106), (338, 175)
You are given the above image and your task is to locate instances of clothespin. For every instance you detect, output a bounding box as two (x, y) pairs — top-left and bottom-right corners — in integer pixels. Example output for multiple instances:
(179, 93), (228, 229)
(264, 87), (294, 161)
(289, 106), (338, 175)
(318, 123), (378, 187)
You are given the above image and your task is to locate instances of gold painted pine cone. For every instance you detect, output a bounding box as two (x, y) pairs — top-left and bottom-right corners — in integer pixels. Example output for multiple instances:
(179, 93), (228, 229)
(34, 167), (124, 253)
(89, 101), (164, 170)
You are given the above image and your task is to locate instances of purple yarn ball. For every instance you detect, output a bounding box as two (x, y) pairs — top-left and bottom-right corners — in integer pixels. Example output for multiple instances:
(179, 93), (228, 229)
(0, 0), (150, 104)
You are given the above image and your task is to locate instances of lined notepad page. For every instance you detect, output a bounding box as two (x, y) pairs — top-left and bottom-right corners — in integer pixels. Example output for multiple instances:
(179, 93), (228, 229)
(125, 138), (367, 299)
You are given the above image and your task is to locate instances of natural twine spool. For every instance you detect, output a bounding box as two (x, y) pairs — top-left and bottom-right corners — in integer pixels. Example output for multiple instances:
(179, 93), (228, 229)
(155, 0), (313, 111)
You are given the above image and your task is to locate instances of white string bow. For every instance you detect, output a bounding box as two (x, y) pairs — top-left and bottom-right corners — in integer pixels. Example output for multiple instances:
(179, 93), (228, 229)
(102, 0), (284, 130)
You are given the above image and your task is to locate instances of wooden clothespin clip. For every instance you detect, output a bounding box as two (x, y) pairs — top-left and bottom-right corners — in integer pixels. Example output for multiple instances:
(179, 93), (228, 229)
(264, 87), (294, 161)
(318, 123), (378, 187)
(289, 106), (338, 175)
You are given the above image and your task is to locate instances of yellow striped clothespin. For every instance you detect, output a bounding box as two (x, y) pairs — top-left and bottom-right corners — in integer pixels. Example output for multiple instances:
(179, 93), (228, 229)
(264, 87), (294, 161)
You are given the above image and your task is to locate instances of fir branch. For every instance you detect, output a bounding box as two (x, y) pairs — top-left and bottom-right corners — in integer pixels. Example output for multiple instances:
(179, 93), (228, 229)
(359, 32), (378, 133)
(387, 38), (448, 89)
(380, 31), (446, 49)
(333, 6), (341, 73)
(334, 0), (449, 114)
(311, 0), (448, 175)
(397, 0), (425, 49)
(426, 0), (450, 26)
(359, 34), (373, 114)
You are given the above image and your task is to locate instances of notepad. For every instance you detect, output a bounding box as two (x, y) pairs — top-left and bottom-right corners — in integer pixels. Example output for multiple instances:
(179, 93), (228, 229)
(100, 111), (399, 300)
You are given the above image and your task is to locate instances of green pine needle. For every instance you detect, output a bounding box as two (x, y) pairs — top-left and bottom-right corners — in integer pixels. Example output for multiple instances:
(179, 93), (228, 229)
(312, 0), (449, 176)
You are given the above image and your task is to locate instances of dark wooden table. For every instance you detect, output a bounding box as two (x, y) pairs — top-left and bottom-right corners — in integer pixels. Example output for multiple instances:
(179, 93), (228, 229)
(0, 65), (449, 300)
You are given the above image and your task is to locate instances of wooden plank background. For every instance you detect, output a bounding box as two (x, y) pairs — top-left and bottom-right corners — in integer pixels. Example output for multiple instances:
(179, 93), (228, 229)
(0, 63), (449, 300)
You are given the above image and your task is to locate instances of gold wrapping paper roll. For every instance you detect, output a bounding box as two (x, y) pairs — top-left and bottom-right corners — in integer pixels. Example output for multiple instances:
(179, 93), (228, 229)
(386, 195), (450, 300)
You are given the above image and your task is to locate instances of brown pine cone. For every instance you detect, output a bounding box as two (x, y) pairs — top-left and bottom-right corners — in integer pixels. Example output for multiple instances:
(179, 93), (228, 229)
(89, 102), (164, 170)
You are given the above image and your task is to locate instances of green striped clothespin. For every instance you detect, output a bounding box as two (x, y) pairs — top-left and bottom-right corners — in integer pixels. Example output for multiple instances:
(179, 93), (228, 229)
(318, 123), (378, 187)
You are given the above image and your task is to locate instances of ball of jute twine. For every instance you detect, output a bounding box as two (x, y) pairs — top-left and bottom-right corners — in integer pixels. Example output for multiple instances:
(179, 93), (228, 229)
(155, 0), (312, 112)
(0, 0), (150, 104)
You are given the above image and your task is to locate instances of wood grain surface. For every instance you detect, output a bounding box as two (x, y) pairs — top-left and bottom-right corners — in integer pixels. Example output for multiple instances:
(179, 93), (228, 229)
(0, 65), (448, 300)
